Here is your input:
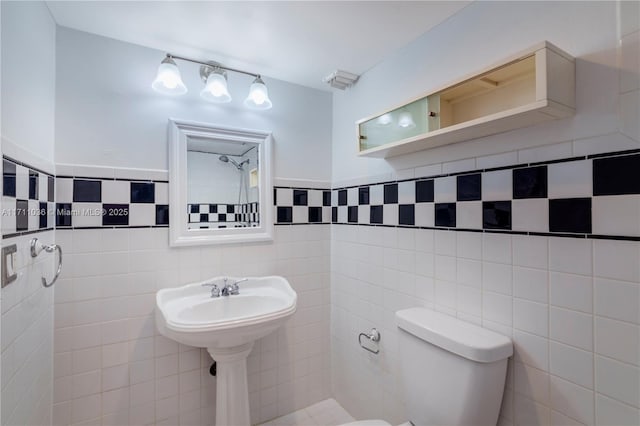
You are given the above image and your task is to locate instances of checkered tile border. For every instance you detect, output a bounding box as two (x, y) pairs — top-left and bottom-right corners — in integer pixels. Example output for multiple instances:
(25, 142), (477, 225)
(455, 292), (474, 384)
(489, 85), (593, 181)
(188, 202), (259, 228)
(329, 149), (640, 241)
(274, 187), (332, 224)
(2, 156), (55, 238)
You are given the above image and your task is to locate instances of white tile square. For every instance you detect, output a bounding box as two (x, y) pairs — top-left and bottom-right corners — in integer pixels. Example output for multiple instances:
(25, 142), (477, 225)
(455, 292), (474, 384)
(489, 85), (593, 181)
(434, 176), (456, 203)
(129, 204), (155, 227)
(550, 307), (593, 351)
(593, 239), (640, 282)
(514, 298), (548, 337)
(38, 173), (48, 200)
(482, 291), (512, 326)
(595, 277), (640, 324)
(483, 262), (512, 295)
(513, 330), (548, 371)
(457, 258), (481, 288)
(548, 238), (592, 275)
(549, 376), (594, 426)
(347, 187), (358, 205)
(415, 203), (434, 227)
(456, 201), (482, 229)
(595, 316), (639, 366)
(57, 178), (74, 203)
(72, 202), (103, 227)
(514, 393), (550, 426)
(28, 199), (39, 230)
(512, 199), (548, 232)
(596, 394), (640, 426)
(357, 205), (369, 224)
(513, 267), (548, 304)
(398, 180), (415, 204)
(456, 232), (482, 260)
(549, 272), (592, 313)
(308, 189), (322, 207)
(102, 180), (130, 204)
(331, 190), (339, 207)
(2, 197), (16, 234)
(292, 206), (306, 223)
(483, 233), (512, 264)
(435, 279), (456, 309)
(483, 169), (512, 200)
(383, 204), (398, 226)
(595, 355), (640, 408)
(457, 284), (481, 317)
(155, 182), (169, 205)
(276, 188), (292, 206)
(337, 206), (347, 223)
(592, 195), (640, 236)
(369, 185), (383, 204)
(322, 206), (331, 223)
(512, 235), (548, 269)
(514, 362), (550, 405)
(548, 159), (593, 198)
(550, 341), (594, 389)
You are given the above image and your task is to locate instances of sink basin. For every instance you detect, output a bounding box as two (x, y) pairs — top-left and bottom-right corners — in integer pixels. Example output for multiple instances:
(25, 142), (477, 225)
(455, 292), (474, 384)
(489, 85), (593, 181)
(156, 275), (296, 348)
(155, 275), (296, 426)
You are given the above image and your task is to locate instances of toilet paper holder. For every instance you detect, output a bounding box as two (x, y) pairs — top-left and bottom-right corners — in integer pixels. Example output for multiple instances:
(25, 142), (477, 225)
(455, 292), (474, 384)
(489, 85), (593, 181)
(358, 328), (381, 354)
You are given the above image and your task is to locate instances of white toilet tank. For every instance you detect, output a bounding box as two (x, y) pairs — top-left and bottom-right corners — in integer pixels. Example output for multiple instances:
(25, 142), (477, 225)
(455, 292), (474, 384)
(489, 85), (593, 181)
(396, 308), (513, 426)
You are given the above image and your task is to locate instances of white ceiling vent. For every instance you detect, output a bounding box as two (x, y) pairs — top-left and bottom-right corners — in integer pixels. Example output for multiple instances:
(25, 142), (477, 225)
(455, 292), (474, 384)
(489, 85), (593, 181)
(323, 70), (359, 90)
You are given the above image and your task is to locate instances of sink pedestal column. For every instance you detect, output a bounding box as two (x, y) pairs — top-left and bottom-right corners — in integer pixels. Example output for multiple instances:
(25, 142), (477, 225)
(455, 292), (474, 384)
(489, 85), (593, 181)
(207, 342), (255, 426)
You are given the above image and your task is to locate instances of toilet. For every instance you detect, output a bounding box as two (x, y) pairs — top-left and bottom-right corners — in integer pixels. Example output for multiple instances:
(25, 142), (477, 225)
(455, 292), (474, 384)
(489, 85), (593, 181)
(342, 307), (513, 426)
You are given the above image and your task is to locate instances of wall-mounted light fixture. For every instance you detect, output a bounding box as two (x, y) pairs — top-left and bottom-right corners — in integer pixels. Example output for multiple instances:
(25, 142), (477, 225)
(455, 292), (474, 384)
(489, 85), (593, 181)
(152, 54), (273, 110)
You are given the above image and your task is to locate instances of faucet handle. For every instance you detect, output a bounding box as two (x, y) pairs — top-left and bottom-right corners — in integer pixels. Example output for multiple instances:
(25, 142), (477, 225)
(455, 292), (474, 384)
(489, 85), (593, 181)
(229, 278), (247, 295)
(201, 282), (220, 298)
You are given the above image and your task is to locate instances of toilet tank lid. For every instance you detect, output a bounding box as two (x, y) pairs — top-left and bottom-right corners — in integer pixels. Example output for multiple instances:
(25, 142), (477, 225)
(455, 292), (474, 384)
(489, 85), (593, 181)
(396, 307), (513, 363)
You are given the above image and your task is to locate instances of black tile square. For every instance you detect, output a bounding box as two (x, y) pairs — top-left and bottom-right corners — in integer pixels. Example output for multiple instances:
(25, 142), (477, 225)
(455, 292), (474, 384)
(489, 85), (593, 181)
(74, 179), (102, 202)
(227, 204), (235, 213)
(48, 176), (54, 202)
(56, 203), (72, 227)
(309, 207), (322, 223)
(513, 166), (547, 199)
(103, 204), (129, 226)
(415, 180), (434, 203)
(29, 171), (39, 200)
(457, 174), (481, 201)
(384, 183), (398, 204)
(331, 207), (338, 223)
(277, 207), (292, 223)
(348, 206), (358, 223)
(218, 214), (227, 222)
(156, 205), (169, 225)
(200, 213), (209, 223)
(190, 205), (199, 214)
(209, 204), (218, 214)
(483, 201), (512, 230)
(39, 202), (48, 229)
(435, 203), (456, 227)
(593, 154), (640, 195)
(16, 200), (28, 231)
(549, 198), (592, 233)
(338, 190), (347, 206)
(370, 205), (383, 224)
(399, 204), (415, 226)
(293, 189), (308, 206)
(323, 191), (331, 206)
(3, 160), (16, 197)
(130, 182), (155, 203)
(358, 187), (370, 205)
(273, 188), (277, 205)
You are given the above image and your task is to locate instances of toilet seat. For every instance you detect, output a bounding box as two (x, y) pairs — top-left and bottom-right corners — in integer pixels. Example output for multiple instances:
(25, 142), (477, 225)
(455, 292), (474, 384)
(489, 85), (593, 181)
(339, 421), (392, 426)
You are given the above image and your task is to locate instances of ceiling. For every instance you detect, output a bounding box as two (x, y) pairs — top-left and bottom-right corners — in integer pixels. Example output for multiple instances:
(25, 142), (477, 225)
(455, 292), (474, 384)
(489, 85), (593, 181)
(46, 1), (471, 91)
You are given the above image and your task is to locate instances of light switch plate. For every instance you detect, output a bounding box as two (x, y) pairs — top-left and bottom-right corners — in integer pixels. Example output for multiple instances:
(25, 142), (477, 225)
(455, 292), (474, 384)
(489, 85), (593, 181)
(2, 244), (18, 288)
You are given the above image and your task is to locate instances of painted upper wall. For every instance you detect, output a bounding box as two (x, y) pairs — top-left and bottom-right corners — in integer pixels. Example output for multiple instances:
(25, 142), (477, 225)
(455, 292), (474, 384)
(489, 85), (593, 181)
(1, 1), (56, 163)
(55, 27), (332, 181)
(332, 1), (627, 183)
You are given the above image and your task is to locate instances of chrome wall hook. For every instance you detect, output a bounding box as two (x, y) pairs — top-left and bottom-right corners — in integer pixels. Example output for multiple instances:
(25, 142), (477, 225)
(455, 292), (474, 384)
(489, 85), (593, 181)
(358, 328), (381, 354)
(30, 238), (62, 288)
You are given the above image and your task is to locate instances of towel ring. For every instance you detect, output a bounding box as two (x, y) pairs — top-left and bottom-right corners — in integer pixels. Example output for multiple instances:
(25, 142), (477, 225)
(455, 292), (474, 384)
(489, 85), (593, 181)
(30, 238), (63, 288)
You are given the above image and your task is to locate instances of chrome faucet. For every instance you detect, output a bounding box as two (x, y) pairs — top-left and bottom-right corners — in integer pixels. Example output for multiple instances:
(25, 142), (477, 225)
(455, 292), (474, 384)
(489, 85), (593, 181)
(202, 278), (248, 298)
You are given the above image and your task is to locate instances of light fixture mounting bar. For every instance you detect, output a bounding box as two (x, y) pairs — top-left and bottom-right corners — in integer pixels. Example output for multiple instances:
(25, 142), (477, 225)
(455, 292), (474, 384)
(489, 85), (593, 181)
(166, 53), (260, 78)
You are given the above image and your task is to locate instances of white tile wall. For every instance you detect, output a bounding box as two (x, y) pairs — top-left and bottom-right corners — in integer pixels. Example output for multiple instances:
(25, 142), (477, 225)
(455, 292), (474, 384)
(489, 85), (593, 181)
(332, 225), (640, 426)
(52, 225), (331, 426)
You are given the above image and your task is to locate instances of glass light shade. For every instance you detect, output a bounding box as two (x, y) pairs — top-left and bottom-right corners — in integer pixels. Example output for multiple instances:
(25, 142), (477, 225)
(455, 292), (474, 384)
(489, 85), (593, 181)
(244, 77), (272, 110)
(376, 113), (393, 126)
(398, 111), (416, 129)
(200, 70), (232, 103)
(152, 58), (187, 95)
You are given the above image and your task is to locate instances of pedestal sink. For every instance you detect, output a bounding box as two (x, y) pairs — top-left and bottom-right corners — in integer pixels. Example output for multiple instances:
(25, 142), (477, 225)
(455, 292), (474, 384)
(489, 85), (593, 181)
(155, 276), (297, 426)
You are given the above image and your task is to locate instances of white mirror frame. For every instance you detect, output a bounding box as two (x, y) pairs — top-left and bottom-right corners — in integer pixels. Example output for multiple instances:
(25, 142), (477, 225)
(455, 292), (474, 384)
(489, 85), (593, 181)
(168, 118), (274, 246)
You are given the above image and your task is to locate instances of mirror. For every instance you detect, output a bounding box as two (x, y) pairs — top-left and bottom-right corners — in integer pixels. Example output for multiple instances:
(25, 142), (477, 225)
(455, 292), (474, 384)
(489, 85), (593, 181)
(168, 119), (273, 246)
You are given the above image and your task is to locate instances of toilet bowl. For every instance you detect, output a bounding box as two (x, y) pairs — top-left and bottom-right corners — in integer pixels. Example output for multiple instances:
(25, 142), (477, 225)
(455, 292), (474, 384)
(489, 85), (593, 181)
(339, 307), (513, 426)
